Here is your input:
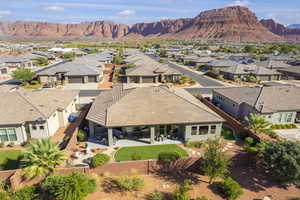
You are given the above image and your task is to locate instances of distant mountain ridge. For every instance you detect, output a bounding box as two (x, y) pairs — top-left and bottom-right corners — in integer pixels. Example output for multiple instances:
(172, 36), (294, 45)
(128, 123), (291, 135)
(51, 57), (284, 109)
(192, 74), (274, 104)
(260, 19), (300, 41)
(288, 24), (300, 29)
(0, 6), (299, 42)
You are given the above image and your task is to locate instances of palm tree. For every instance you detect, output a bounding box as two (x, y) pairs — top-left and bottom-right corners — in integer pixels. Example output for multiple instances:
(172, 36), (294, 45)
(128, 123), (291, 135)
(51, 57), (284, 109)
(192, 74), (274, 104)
(21, 138), (66, 179)
(245, 113), (273, 134)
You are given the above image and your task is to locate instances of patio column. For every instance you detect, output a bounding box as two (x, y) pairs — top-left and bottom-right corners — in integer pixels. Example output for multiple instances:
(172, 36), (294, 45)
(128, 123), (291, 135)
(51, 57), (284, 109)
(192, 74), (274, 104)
(88, 121), (94, 137)
(150, 126), (155, 144)
(107, 128), (113, 147)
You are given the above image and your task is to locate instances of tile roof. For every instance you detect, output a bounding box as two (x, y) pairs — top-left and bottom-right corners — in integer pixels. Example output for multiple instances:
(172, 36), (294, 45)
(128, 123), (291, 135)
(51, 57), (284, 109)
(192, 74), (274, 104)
(220, 64), (281, 75)
(86, 85), (224, 127)
(214, 86), (300, 113)
(0, 89), (78, 125)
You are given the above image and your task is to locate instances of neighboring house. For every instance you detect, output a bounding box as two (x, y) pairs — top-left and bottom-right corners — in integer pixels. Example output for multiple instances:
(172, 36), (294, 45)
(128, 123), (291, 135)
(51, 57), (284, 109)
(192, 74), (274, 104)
(86, 85), (224, 146)
(182, 55), (215, 66)
(36, 54), (105, 85)
(0, 53), (41, 74)
(0, 89), (79, 144)
(219, 64), (282, 81)
(277, 67), (300, 80)
(122, 52), (181, 84)
(212, 86), (300, 124)
(205, 60), (238, 70)
(257, 60), (292, 71)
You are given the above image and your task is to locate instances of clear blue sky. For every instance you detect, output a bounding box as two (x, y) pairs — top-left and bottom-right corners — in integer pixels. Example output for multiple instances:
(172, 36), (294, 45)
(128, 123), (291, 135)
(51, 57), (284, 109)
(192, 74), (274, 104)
(0, 0), (299, 25)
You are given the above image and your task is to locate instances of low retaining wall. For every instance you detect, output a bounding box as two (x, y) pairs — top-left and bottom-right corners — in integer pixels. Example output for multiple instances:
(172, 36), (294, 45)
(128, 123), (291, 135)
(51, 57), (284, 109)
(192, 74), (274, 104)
(90, 157), (200, 176)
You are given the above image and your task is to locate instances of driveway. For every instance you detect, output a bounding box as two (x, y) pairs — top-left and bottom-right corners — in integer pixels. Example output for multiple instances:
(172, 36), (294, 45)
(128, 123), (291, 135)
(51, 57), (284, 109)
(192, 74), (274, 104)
(166, 61), (225, 87)
(274, 128), (300, 142)
(63, 83), (99, 90)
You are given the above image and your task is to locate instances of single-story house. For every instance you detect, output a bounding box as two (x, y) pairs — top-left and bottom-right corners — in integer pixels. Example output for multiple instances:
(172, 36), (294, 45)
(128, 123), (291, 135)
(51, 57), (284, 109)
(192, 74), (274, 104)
(0, 89), (79, 144)
(205, 60), (238, 71)
(121, 52), (181, 84)
(257, 60), (292, 70)
(219, 64), (282, 81)
(36, 56), (104, 85)
(181, 55), (215, 66)
(212, 86), (300, 124)
(86, 85), (224, 146)
(277, 67), (300, 80)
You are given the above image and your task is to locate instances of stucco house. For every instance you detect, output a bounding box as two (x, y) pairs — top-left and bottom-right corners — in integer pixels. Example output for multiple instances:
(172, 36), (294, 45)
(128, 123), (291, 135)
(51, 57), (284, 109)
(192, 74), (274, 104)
(219, 64), (282, 81)
(86, 85), (224, 146)
(121, 52), (181, 84)
(212, 86), (300, 124)
(278, 67), (300, 80)
(0, 89), (79, 144)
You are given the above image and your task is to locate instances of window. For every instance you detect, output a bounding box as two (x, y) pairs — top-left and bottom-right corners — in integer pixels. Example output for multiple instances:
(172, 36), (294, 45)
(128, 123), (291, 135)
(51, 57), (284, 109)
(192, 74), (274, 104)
(191, 126), (197, 135)
(286, 113), (293, 123)
(199, 126), (209, 135)
(210, 126), (216, 134)
(40, 126), (44, 130)
(0, 129), (17, 142)
(278, 113), (283, 123)
(32, 125), (37, 130)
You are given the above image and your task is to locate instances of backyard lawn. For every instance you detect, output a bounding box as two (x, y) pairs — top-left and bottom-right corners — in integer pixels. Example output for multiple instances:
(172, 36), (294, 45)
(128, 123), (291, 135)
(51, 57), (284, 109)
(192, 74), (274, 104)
(0, 150), (23, 170)
(114, 144), (188, 162)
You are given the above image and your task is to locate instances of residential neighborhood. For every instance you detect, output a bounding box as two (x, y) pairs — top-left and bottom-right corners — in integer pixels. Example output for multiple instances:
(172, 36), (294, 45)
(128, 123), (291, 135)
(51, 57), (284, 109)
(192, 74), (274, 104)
(0, 14), (300, 200)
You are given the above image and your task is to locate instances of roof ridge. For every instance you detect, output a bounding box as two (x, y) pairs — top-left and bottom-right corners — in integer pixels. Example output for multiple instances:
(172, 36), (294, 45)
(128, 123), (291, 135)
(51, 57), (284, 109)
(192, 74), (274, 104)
(162, 87), (224, 121)
(253, 86), (264, 110)
(16, 91), (48, 119)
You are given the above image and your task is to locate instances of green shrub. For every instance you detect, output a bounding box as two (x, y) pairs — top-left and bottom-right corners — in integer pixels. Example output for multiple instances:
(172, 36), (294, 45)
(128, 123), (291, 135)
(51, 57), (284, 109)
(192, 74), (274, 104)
(236, 131), (248, 140)
(77, 130), (87, 142)
(221, 128), (235, 140)
(147, 191), (165, 200)
(158, 152), (180, 163)
(41, 172), (96, 200)
(13, 186), (39, 200)
(131, 153), (141, 160)
(245, 137), (254, 146)
(0, 191), (10, 200)
(91, 153), (110, 168)
(115, 175), (144, 192)
(185, 141), (203, 148)
(172, 179), (192, 200)
(0, 142), (4, 148)
(247, 75), (257, 83)
(8, 142), (15, 147)
(271, 124), (297, 129)
(218, 177), (243, 200)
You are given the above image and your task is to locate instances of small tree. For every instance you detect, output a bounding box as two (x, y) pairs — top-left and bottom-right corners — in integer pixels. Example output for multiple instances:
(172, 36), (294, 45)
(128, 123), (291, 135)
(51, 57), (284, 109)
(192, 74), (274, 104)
(247, 75), (257, 83)
(113, 55), (122, 65)
(202, 138), (231, 184)
(41, 172), (96, 200)
(21, 138), (66, 179)
(12, 68), (35, 83)
(245, 113), (274, 135)
(261, 141), (300, 186)
(33, 57), (49, 66)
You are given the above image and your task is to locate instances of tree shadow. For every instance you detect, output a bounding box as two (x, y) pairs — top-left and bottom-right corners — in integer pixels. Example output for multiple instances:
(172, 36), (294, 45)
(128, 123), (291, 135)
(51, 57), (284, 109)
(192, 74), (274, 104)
(150, 157), (202, 184)
(229, 152), (288, 193)
(3, 157), (21, 170)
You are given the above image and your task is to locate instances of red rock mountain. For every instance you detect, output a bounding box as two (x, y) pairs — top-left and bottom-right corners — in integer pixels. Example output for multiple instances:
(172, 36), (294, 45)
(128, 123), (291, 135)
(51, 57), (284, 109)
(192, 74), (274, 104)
(0, 6), (293, 41)
(0, 21), (129, 38)
(260, 19), (300, 41)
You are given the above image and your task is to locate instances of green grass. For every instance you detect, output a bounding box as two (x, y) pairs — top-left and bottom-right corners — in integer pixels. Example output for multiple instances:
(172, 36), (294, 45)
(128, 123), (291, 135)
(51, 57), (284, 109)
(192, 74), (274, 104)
(23, 84), (42, 89)
(0, 150), (23, 170)
(114, 144), (188, 162)
(221, 128), (235, 141)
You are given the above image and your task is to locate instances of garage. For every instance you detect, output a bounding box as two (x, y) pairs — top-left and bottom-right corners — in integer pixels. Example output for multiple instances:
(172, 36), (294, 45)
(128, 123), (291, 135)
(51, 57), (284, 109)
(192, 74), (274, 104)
(68, 77), (84, 83)
(129, 76), (139, 83)
(142, 77), (155, 83)
(88, 76), (97, 83)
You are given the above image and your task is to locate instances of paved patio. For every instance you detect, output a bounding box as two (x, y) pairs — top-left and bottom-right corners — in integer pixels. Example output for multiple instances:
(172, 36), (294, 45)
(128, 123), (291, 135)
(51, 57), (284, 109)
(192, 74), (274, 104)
(274, 128), (300, 142)
(86, 137), (183, 149)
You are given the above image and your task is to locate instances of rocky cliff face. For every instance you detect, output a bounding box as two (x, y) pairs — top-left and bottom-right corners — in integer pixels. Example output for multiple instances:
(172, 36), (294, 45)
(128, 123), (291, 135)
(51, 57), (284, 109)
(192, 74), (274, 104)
(0, 21), (129, 38)
(260, 19), (300, 41)
(0, 6), (292, 41)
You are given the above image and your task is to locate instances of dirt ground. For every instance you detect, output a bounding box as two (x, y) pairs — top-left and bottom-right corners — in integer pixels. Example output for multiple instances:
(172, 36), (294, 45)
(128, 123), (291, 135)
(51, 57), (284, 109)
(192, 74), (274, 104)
(86, 149), (300, 200)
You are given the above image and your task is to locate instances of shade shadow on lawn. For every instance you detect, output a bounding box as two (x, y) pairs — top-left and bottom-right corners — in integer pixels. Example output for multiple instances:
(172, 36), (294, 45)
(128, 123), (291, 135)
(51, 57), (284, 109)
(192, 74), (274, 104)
(0, 150), (23, 170)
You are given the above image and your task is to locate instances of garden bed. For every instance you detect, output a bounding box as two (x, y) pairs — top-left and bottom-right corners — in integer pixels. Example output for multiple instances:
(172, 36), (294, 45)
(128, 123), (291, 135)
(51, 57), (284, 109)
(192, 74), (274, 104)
(114, 144), (188, 162)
